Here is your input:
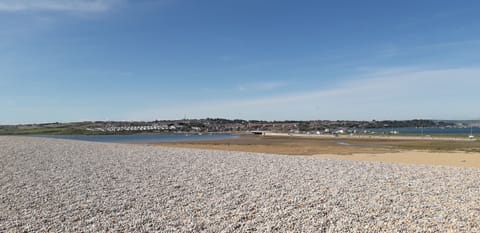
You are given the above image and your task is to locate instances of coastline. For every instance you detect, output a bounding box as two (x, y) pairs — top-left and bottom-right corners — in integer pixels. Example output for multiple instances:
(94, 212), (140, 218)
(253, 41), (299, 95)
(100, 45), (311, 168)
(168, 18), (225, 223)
(262, 132), (477, 141)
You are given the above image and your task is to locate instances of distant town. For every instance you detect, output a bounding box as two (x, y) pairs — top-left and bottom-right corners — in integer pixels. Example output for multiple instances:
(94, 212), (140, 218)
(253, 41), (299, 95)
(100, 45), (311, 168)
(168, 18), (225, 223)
(0, 118), (477, 135)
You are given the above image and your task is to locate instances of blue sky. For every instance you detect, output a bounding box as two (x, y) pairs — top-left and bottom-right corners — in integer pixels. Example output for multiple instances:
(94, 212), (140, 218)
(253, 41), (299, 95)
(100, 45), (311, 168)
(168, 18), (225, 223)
(1, 0), (480, 124)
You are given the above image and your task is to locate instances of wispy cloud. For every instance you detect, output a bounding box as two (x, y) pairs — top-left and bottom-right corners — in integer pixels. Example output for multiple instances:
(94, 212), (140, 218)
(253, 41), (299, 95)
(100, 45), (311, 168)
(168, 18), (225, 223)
(237, 81), (286, 92)
(0, 0), (123, 13)
(133, 67), (480, 120)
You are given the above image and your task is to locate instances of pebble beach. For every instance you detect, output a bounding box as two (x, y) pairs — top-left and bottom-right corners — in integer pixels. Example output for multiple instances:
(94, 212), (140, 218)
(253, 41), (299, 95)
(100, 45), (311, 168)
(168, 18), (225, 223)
(1, 136), (480, 232)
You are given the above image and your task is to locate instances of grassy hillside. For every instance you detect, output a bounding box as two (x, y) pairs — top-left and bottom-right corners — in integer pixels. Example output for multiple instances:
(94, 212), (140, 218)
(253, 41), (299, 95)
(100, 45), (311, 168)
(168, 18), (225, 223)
(0, 123), (93, 135)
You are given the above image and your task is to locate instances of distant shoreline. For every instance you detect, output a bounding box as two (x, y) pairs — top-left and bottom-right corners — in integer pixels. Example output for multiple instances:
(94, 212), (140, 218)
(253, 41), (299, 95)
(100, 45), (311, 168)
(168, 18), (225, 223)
(2, 118), (476, 136)
(262, 132), (477, 141)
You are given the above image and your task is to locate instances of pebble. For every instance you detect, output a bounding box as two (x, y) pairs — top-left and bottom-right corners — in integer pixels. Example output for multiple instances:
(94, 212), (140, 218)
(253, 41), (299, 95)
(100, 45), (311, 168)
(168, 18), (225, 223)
(1, 136), (480, 232)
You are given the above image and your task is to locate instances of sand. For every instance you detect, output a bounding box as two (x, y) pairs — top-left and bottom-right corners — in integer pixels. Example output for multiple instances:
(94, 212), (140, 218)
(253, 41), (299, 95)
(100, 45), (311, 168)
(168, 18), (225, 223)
(320, 151), (480, 168)
(157, 135), (480, 168)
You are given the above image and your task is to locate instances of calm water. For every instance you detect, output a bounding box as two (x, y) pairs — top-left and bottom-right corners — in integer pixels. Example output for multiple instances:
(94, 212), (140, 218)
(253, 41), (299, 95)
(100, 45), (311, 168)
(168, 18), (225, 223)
(35, 133), (238, 143)
(368, 127), (479, 135)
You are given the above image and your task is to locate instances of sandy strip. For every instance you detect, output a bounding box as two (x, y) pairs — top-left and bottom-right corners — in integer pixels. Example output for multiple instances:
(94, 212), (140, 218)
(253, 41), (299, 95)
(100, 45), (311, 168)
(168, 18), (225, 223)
(161, 143), (480, 168)
(157, 135), (480, 168)
(318, 150), (480, 168)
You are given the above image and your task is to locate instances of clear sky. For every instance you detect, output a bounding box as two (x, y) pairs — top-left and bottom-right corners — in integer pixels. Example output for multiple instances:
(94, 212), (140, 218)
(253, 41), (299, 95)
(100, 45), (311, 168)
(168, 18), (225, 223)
(1, 0), (480, 124)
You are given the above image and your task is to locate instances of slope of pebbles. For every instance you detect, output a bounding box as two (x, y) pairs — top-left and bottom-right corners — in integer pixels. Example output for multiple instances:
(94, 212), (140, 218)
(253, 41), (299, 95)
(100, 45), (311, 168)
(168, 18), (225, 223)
(1, 136), (480, 232)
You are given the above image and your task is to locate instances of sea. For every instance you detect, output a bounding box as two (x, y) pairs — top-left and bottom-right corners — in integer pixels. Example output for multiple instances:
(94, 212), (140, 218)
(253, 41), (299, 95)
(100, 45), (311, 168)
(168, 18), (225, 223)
(35, 133), (238, 143)
(368, 127), (479, 135)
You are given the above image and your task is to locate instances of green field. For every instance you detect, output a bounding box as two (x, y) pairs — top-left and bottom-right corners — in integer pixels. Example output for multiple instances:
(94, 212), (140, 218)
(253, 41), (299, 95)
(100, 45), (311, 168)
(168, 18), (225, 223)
(0, 123), (95, 135)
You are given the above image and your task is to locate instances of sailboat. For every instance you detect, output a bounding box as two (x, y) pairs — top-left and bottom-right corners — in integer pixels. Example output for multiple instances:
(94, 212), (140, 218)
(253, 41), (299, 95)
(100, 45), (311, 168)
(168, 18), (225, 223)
(469, 126), (475, 139)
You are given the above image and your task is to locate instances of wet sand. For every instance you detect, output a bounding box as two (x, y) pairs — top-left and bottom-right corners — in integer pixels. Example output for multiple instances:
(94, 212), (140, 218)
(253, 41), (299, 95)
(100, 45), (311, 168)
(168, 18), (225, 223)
(156, 135), (480, 168)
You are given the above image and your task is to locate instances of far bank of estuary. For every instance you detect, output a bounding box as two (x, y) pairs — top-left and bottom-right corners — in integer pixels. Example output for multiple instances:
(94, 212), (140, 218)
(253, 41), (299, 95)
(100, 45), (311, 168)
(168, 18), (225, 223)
(369, 127), (479, 135)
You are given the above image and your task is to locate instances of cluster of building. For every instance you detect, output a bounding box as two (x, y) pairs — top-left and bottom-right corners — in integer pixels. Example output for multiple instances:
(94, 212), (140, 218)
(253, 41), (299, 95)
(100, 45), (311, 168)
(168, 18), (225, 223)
(86, 124), (202, 132)
(80, 119), (453, 134)
(298, 128), (400, 135)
